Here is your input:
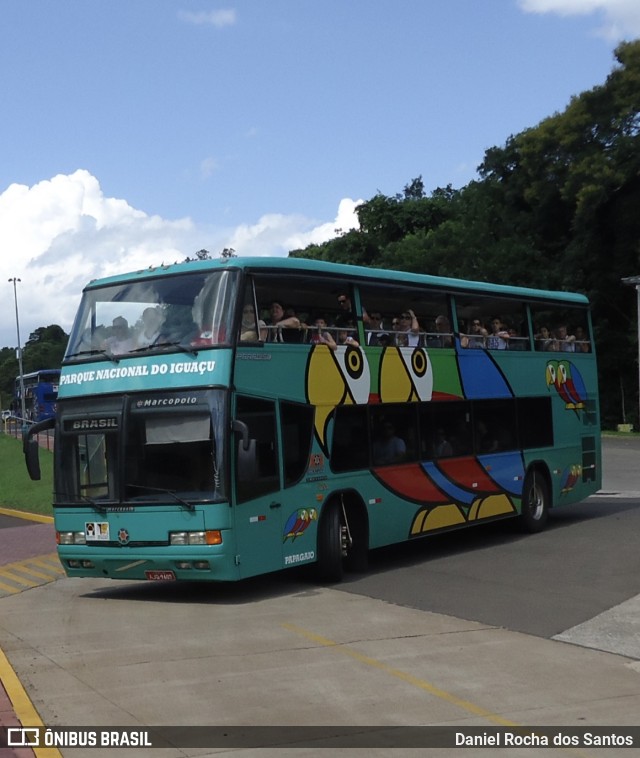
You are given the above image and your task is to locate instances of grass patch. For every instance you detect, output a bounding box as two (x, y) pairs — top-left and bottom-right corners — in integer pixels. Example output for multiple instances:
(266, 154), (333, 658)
(0, 434), (54, 516)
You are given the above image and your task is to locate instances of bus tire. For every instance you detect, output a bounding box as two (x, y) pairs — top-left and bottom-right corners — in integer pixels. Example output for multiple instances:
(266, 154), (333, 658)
(315, 502), (344, 583)
(519, 469), (550, 533)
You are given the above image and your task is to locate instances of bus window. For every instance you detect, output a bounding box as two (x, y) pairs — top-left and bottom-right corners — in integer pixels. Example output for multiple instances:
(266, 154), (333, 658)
(235, 396), (280, 503)
(65, 269), (239, 359)
(455, 295), (530, 351)
(253, 274), (343, 344)
(420, 401), (472, 459)
(473, 399), (518, 454)
(77, 434), (111, 500)
(281, 401), (314, 487)
(57, 426), (119, 503)
(530, 305), (591, 353)
(331, 405), (369, 471)
(127, 414), (215, 493)
(518, 397), (553, 449)
(370, 404), (418, 464)
(358, 283), (451, 347)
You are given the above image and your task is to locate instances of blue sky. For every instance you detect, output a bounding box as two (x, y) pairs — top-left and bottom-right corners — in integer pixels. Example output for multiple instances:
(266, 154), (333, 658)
(1, 0), (639, 348)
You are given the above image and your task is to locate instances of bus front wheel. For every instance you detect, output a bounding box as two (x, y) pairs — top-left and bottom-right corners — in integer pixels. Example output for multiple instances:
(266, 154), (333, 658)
(519, 470), (550, 533)
(315, 502), (345, 583)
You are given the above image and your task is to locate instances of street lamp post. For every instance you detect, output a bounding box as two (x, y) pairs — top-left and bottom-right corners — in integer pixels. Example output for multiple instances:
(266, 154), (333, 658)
(621, 275), (640, 431)
(8, 277), (27, 431)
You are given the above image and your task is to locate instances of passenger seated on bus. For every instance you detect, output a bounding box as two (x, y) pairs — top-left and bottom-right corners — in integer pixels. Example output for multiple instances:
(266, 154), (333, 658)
(136, 307), (166, 348)
(307, 316), (337, 350)
(335, 292), (355, 325)
(76, 326), (106, 353)
(266, 300), (302, 342)
(336, 320), (359, 347)
(555, 324), (576, 353)
(103, 316), (136, 354)
(574, 325), (590, 353)
(460, 319), (487, 349)
(373, 421), (406, 465)
(365, 311), (388, 345)
(394, 309), (421, 347)
(486, 317), (510, 350)
(475, 420), (498, 454)
(507, 327), (527, 350)
(191, 321), (227, 346)
(434, 428), (454, 458)
(426, 315), (453, 348)
(240, 304), (267, 342)
(534, 326), (554, 351)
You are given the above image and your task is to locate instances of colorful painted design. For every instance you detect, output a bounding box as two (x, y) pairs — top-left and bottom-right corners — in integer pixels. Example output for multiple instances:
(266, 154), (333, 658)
(305, 344), (370, 452)
(304, 338), (528, 540)
(373, 454), (522, 537)
(546, 359), (587, 411)
(560, 464), (582, 495)
(379, 346), (433, 403)
(283, 508), (318, 543)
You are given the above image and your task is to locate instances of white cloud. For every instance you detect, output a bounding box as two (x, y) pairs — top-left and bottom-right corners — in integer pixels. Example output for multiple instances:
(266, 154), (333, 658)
(518, 0), (640, 39)
(200, 156), (220, 179)
(0, 170), (356, 348)
(178, 9), (237, 28)
(226, 197), (361, 256)
(284, 198), (362, 251)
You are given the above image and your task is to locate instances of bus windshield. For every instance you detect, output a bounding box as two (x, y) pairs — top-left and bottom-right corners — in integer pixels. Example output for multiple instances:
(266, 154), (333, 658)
(65, 269), (239, 360)
(55, 389), (227, 506)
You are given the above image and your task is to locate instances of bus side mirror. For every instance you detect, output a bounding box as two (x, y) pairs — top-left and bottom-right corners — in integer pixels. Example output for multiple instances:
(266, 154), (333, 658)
(232, 419), (250, 451)
(25, 437), (41, 481)
(23, 418), (55, 481)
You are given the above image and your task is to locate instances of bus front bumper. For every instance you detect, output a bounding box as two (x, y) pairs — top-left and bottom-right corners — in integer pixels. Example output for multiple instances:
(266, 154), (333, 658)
(57, 545), (240, 582)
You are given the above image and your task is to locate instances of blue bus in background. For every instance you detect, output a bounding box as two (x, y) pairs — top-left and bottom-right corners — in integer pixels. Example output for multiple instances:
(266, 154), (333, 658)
(15, 369), (60, 422)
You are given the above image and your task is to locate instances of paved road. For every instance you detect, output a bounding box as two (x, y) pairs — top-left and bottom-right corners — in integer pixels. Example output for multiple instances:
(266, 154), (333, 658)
(0, 437), (639, 756)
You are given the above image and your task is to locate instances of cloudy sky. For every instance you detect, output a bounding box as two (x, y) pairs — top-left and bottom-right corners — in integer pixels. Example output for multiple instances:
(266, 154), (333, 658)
(1, 0), (639, 348)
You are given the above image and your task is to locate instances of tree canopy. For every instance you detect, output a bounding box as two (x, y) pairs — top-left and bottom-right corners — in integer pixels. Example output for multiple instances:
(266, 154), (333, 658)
(0, 325), (68, 411)
(291, 40), (640, 428)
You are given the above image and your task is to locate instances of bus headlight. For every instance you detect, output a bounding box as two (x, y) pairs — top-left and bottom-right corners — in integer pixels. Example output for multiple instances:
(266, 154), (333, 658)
(57, 531), (86, 545)
(169, 530), (222, 546)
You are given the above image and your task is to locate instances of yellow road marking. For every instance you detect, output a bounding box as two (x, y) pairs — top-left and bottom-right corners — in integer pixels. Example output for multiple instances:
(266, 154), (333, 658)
(8, 564), (56, 581)
(27, 557), (64, 574)
(0, 554), (63, 595)
(0, 647), (62, 758)
(0, 507), (53, 524)
(283, 621), (518, 726)
(0, 570), (39, 588)
(282, 622), (593, 757)
(0, 579), (20, 593)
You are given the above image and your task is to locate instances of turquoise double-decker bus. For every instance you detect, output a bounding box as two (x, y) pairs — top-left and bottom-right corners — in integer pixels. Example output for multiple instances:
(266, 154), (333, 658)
(24, 257), (601, 583)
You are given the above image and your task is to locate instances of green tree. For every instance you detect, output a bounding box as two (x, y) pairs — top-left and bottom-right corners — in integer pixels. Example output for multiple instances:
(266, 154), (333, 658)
(290, 40), (640, 427)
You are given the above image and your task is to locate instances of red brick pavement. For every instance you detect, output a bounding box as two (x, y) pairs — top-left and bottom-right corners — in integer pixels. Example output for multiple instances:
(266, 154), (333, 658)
(0, 522), (56, 568)
(1, 520), (57, 758)
(0, 679), (36, 758)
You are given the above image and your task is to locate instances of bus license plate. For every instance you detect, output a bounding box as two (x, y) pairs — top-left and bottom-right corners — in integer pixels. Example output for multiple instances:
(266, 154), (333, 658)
(145, 570), (176, 581)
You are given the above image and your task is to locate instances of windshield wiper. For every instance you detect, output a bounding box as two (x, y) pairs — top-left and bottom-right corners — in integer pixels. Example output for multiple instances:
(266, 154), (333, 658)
(126, 483), (195, 511)
(152, 340), (199, 357)
(65, 348), (120, 364)
(80, 495), (108, 514)
(127, 341), (199, 357)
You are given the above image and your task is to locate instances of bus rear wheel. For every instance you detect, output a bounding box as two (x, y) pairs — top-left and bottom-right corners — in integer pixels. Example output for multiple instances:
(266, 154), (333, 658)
(519, 470), (550, 533)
